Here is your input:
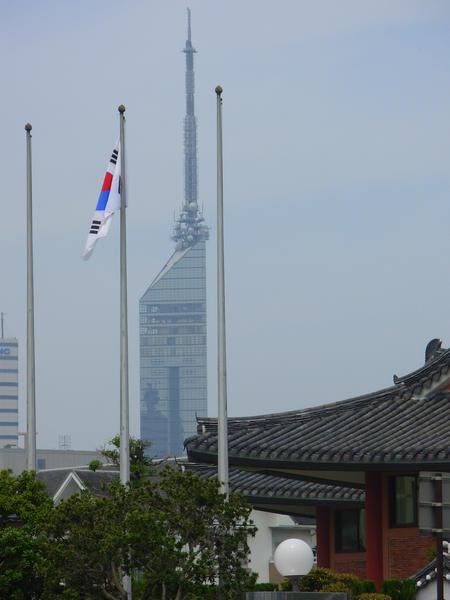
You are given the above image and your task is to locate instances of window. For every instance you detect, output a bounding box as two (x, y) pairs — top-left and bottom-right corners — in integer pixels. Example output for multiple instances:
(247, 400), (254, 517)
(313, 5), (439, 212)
(389, 476), (417, 527)
(37, 458), (46, 470)
(335, 509), (365, 553)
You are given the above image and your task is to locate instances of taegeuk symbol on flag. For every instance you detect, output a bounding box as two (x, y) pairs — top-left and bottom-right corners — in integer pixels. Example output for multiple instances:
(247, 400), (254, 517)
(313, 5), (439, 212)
(82, 142), (121, 260)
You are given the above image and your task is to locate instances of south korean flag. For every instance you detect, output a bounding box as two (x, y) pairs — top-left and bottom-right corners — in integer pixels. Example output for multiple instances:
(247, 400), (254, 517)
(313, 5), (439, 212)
(82, 142), (121, 260)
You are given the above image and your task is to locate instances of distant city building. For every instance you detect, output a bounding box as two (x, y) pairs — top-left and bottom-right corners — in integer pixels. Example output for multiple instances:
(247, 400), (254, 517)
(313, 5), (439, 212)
(0, 338), (18, 448)
(140, 9), (208, 457)
(0, 447), (104, 474)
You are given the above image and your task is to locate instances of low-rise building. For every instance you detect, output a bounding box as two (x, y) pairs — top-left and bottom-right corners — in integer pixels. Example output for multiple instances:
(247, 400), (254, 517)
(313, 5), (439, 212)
(0, 447), (103, 473)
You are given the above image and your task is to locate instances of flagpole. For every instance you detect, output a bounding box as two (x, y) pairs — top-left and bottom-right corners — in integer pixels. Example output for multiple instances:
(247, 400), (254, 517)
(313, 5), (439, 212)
(119, 106), (132, 599)
(215, 86), (229, 497)
(25, 123), (36, 472)
(118, 105), (130, 486)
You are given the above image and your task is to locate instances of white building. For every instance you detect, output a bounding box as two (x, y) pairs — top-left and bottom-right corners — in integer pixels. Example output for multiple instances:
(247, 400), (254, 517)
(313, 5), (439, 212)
(0, 338), (18, 448)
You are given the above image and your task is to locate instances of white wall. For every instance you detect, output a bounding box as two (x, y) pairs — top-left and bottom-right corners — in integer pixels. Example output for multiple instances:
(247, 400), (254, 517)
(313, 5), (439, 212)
(247, 510), (316, 583)
(416, 581), (450, 600)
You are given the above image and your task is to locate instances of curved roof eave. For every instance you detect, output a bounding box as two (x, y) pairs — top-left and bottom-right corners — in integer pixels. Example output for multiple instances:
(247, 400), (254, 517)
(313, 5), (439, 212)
(195, 346), (450, 433)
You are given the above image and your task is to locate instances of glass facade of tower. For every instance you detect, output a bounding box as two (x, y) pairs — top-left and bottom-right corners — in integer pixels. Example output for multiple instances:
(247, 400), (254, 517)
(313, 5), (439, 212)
(140, 241), (207, 457)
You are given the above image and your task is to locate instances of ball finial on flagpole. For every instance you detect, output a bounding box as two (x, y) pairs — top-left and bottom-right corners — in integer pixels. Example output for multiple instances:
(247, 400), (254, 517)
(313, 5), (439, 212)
(25, 123), (32, 132)
(118, 104), (126, 114)
(215, 85), (223, 96)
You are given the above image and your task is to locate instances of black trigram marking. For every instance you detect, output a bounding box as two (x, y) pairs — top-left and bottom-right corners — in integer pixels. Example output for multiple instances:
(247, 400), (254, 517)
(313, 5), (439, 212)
(110, 148), (119, 165)
(89, 219), (102, 235)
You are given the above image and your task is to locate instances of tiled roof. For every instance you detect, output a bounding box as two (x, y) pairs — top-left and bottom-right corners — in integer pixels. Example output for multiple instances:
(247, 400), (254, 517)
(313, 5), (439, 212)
(37, 468), (119, 498)
(184, 463), (363, 508)
(36, 469), (68, 497)
(186, 345), (450, 469)
(414, 555), (450, 589)
(37, 463), (363, 512)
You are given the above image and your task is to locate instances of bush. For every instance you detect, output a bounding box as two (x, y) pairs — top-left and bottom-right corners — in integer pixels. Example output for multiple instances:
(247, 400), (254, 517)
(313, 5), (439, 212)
(297, 568), (378, 598)
(251, 583), (277, 591)
(381, 578), (416, 600)
(358, 595), (391, 600)
(337, 572), (361, 592)
(323, 581), (352, 595)
(299, 567), (338, 591)
(353, 580), (377, 595)
(88, 459), (102, 472)
(360, 581), (377, 593)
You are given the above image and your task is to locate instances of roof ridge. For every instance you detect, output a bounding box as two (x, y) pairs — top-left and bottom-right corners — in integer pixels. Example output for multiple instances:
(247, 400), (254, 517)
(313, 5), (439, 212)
(196, 347), (450, 432)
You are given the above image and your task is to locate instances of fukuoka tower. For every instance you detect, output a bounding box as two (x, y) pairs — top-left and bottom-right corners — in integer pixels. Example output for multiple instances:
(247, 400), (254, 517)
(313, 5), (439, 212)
(139, 9), (209, 457)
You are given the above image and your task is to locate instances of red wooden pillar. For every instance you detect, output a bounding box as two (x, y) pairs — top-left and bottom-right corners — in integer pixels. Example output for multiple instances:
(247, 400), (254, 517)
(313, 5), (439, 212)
(365, 472), (383, 587)
(316, 506), (331, 568)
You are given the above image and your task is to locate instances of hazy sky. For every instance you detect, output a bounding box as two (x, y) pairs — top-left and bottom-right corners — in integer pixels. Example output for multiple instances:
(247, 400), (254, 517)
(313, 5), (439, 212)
(2, 0), (450, 450)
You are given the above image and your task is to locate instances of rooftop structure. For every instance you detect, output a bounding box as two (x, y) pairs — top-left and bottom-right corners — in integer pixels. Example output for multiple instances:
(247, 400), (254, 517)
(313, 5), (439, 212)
(172, 7), (209, 251)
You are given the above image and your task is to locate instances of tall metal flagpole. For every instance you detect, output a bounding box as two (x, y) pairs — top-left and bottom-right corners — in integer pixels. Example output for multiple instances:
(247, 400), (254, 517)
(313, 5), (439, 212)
(118, 105), (131, 599)
(118, 105), (130, 486)
(25, 123), (36, 471)
(215, 86), (229, 497)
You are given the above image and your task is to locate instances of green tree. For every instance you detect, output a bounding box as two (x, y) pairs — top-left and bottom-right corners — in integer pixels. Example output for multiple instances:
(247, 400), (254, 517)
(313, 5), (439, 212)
(42, 484), (131, 600)
(0, 470), (52, 599)
(131, 468), (256, 599)
(43, 468), (256, 600)
(101, 435), (153, 482)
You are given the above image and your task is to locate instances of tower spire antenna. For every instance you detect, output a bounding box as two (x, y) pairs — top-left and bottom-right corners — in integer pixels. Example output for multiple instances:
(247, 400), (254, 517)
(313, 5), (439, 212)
(173, 8), (209, 250)
(187, 7), (191, 43)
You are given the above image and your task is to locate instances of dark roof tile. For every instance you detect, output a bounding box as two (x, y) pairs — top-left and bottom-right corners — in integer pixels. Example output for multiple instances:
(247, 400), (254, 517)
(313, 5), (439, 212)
(184, 463), (364, 507)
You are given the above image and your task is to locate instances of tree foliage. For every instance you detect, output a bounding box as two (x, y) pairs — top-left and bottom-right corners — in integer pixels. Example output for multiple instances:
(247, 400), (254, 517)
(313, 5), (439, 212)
(43, 467), (255, 599)
(41, 484), (132, 599)
(0, 452), (256, 599)
(101, 435), (153, 482)
(130, 468), (257, 599)
(0, 470), (52, 599)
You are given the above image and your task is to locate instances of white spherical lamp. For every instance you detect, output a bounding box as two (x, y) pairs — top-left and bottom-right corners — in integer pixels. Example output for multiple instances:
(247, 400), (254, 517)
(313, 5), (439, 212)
(274, 538), (314, 591)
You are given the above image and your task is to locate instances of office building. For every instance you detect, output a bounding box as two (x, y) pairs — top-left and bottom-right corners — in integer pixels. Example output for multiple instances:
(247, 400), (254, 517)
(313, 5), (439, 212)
(0, 338), (18, 448)
(139, 10), (208, 457)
